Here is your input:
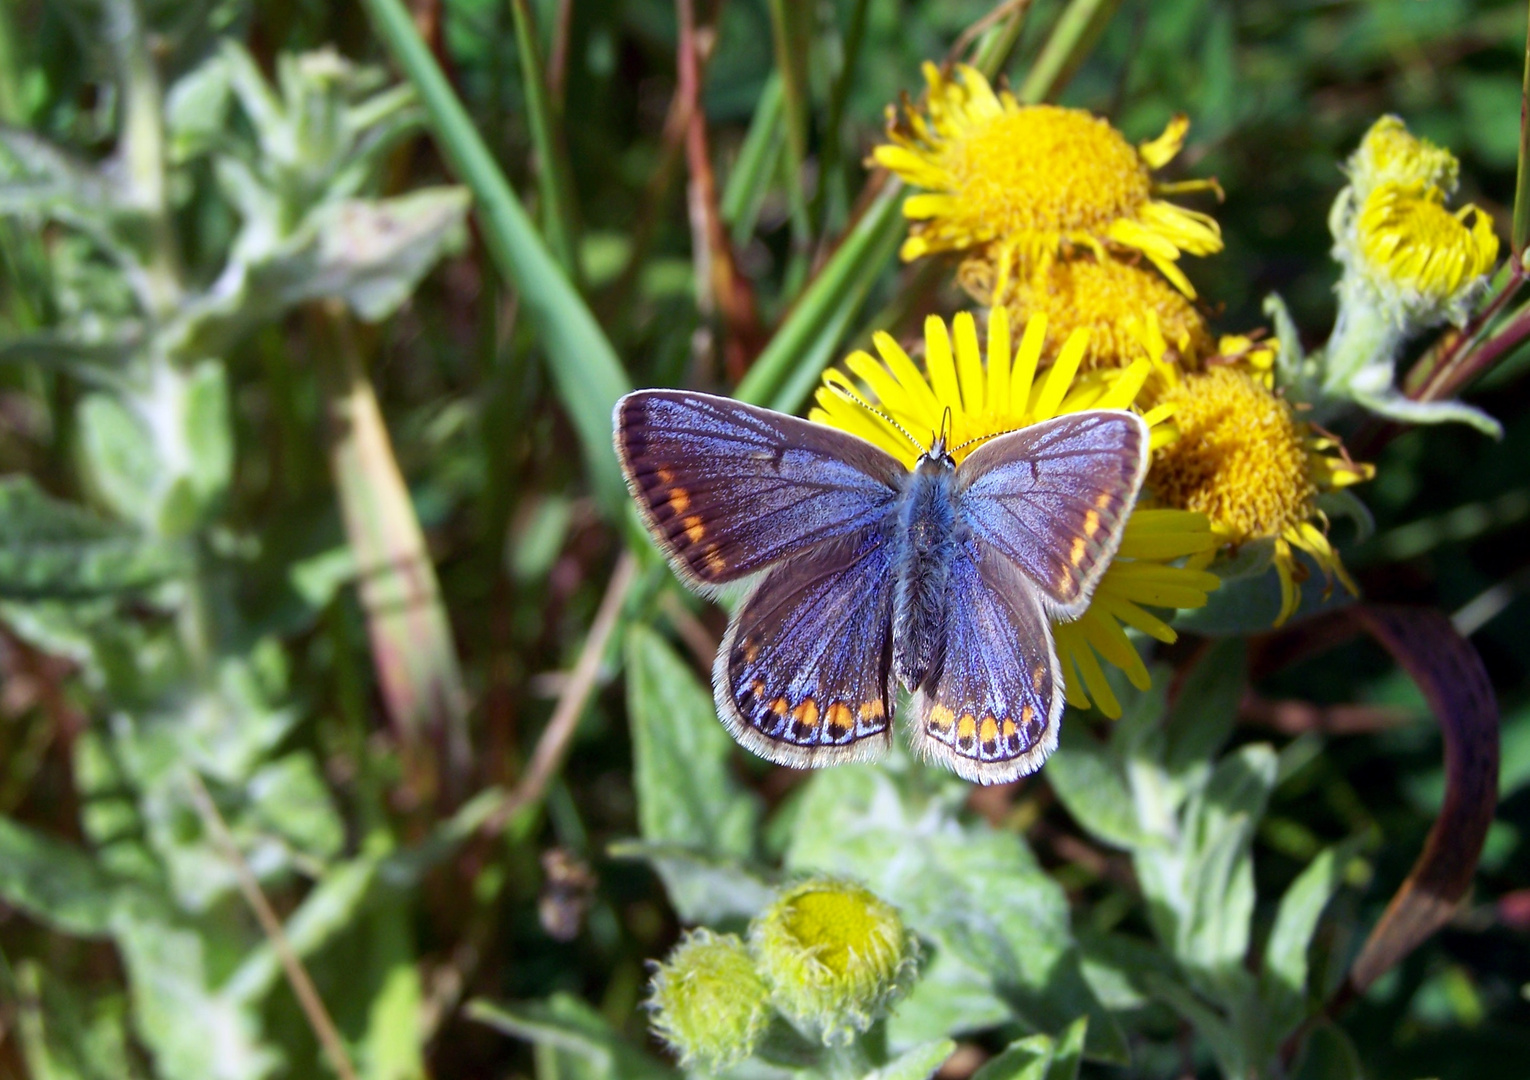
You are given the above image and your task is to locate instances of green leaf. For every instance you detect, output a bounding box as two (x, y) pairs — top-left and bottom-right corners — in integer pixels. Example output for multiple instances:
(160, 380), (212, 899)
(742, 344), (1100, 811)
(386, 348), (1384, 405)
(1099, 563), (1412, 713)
(0, 816), (127, 938)
(244, 753), (345, 862)
(784, 768), (1126, 1062)
(1191, 746), (1278, 969)
(625, 624), (761, 859)
(115, 915), (281, 1080)
(1044, 721), (1149, 850)
(15, 961), (140, 1080)
(77, 392), (161, 530)
(1260, 838), (1365, 1041)
(606, 840), (775, 926)
(967, 1017), (1085, 1080)
(0, 477), (185, 599)
(1162, 639), (1246, 778)
(1291, 1020), (1365, 1080)
(466, 994), (679, 1080)
(866, 1039), (955, 1080)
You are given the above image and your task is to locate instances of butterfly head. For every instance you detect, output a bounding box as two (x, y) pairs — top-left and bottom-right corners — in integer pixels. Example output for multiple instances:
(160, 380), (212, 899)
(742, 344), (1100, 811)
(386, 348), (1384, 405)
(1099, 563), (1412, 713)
(916, 407), (956, 474)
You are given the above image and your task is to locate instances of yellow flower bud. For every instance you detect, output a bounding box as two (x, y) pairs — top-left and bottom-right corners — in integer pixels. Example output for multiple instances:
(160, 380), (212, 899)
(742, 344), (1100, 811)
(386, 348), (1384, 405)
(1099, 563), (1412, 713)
(648, 930), (772, 1071)
(748, 879), (918, 1045)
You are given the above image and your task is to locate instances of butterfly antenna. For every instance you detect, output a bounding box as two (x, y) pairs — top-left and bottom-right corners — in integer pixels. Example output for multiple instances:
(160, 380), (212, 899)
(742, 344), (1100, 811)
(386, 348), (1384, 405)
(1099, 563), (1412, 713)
(827, 383), (927, 455)
(950, 425), (1025, 455)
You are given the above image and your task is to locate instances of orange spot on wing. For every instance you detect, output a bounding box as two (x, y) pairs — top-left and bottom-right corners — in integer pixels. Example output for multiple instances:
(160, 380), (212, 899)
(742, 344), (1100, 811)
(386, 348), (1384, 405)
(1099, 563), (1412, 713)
(669, 486), (691, 513)
(704, 547), (727, 575)
(791, 699), (820, 734)
(956, 713), (978, 746)
(826, 703), (853, 736)
(1069, 535), (1088, 566)
(1095, 490), (1114, 509)
(1001, 717), (1017, 739)
(979, 715), (999, 747)
(684, 516), (706, 543)
(751, 679), (766, 699)
(1032, 667), (1046, 692)
(1083, 508), (1100, 536)
(771, 697), (790, 716)
(928, 704), (955, 733)
(657, 467), (675, 484)
(859, 699), (885, 721)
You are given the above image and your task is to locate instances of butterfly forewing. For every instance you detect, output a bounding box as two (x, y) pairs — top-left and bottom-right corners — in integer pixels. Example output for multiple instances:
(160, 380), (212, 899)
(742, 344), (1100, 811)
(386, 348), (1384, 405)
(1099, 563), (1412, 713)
(717, 527), (898, 767)
(956, 411), (1149, 617)
(615, 390), (904, 588)
(909, 545), (1061, 784)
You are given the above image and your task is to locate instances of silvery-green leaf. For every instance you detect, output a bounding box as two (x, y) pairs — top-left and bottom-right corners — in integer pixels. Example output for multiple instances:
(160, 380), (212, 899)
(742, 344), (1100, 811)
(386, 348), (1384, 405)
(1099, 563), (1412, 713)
(1174, 547), (1355, 636)
(15, 961), (141, 1080)
(0, 477), (186, 599)
(1259, 838), (1365, 1041)
(164, 52), (233, 162)
(864, 1039), (955, 1080)
(467, 994), (679, 1080)
(625, 624), (761, 860)
(1162, 639), (1246, 779)
(244, 753), (344, 862)
(114, 916), (281, 1080)
(77, 393), (161, 529)
(606, 841), (775, 926)
(0, 816), (128, 938)
(1045, 722), (1149, 850)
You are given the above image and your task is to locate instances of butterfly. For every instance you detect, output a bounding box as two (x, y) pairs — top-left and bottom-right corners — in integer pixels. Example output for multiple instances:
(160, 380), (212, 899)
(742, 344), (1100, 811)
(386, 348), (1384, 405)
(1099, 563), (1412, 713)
(613, 389), (1149, 784)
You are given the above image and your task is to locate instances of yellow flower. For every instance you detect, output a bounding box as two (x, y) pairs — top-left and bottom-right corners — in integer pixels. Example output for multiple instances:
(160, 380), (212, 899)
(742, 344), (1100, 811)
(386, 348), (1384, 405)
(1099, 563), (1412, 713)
(808, 308), (1219, 718)
(1146, 362), (1374, 626)
(1354, 180), (1498, 311)
(873, 63), (1222, 298)
(960, 253), (1213, 371)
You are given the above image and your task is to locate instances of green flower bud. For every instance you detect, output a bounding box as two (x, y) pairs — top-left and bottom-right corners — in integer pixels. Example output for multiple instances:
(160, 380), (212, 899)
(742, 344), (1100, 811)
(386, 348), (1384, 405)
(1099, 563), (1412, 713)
(648, 929), (773, 1071)
(749, 879), (919, 1045)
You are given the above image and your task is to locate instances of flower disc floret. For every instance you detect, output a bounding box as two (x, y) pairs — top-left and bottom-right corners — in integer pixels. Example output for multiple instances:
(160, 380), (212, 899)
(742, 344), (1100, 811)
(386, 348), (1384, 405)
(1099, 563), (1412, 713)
(749, 879), (918, 1045)
(875, 63), (1222, 297)
(1147, 365), (1373, 624)
(648, 930), (773, 1071)
(962, 254), (1213, 371)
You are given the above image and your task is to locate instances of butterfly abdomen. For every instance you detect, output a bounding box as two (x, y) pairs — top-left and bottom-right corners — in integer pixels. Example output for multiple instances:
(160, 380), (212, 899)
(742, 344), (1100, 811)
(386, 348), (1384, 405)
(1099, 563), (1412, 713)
(892, 458), (962, 690)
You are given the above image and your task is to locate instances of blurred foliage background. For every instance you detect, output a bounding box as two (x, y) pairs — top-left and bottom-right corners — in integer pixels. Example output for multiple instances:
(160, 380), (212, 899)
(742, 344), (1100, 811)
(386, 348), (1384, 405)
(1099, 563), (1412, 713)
(0, 0), (1527, 1078)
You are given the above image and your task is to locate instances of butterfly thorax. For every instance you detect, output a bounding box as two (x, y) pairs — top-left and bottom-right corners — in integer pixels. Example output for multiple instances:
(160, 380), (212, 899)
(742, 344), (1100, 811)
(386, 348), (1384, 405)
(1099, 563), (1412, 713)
(891, 450), (964, 691)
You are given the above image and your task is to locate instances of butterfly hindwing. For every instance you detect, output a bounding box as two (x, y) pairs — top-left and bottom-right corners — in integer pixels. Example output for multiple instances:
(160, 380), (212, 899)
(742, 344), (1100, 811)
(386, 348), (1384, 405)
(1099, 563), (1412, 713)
(909, 541), (1061, 784)
(615, 390), (904, 588)
(717, 526), (898, 767)
(956, 410), (1149, 617)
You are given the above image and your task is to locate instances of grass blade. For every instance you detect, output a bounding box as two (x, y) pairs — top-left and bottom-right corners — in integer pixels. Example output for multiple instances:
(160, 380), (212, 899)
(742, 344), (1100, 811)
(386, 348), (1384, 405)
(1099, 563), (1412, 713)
(510, 0), (582, 284)
(1018, 0), (1127, 104)
(361, 0), (630, 513)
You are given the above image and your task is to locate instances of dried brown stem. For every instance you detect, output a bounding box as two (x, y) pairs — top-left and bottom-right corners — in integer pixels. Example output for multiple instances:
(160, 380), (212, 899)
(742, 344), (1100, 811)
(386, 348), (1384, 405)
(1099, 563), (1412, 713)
(186, 774), (358, 1080)
(678, 0), (764, 378)
(482, 551), (638, 836)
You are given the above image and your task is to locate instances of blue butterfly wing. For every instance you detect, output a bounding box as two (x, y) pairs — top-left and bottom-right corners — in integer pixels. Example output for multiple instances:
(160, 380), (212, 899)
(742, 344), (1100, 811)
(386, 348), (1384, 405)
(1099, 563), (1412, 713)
(956, 410), (1149, 618)
(909, 541), (1061, 784)
(615, 390), (904, 588)
(717, 525), (897, 766)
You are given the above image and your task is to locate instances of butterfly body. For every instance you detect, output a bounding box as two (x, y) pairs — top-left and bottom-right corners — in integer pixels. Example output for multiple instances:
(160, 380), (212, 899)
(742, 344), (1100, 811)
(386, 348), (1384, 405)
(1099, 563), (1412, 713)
(891, 445), (962, 691)
(615, 389), (1149, 784)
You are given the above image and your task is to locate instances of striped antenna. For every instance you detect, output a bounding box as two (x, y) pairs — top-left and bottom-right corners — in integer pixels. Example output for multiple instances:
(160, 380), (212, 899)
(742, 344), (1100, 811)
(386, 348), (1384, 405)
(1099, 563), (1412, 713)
(827, 382), (927, 456)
